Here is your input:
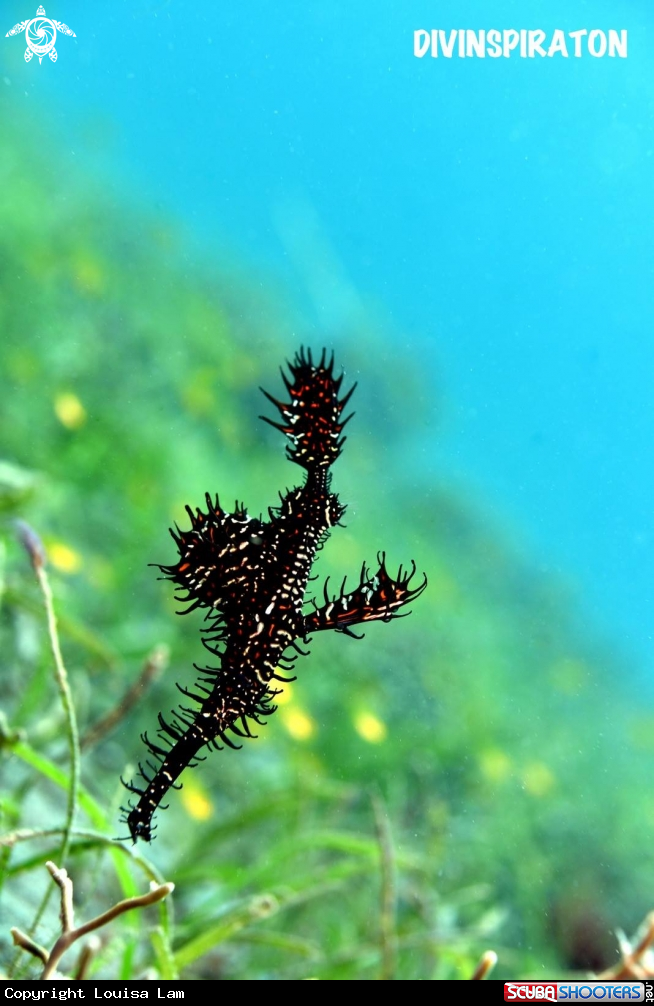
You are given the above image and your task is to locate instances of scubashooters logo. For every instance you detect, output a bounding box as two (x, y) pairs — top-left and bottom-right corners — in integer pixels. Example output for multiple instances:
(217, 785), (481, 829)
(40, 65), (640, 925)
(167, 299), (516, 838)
(414, 28), (628, 59)
(503, 983), (645, 1002)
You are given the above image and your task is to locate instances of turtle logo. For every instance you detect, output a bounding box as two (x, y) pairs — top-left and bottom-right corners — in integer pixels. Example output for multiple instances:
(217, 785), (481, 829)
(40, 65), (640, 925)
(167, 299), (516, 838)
(5, 5), (75, 64)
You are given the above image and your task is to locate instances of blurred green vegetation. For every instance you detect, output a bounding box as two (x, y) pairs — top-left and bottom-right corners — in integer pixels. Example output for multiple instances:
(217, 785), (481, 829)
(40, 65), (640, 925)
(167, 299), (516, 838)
(1, 101), (653, 979)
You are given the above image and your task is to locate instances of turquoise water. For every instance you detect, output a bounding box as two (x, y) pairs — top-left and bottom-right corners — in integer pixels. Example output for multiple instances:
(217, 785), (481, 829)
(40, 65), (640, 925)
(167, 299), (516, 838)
(4, 0), (653, 680)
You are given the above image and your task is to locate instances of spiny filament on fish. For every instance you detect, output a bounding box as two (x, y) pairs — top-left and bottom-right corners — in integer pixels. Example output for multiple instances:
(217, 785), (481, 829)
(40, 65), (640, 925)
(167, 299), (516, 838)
(121, 348), (427, 842)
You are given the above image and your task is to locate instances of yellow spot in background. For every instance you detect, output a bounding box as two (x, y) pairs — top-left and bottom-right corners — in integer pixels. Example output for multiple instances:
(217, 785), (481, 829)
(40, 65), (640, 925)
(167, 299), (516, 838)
(73, 254), (105, 295)
(522, 762), (555, 797)
(182, 367), (217, 418)
(479, 748), (512, 783)
(181, 779), (213, 821)
(275, 681), (293, 706)
(54, 392), (86, 430)
(281, 707), (316, 741)
(354, 711), (387, 744)
(48, 541), (82, 575)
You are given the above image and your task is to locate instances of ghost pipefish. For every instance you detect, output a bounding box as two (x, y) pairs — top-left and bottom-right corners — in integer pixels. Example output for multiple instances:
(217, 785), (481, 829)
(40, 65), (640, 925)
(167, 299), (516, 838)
(121, 348), (427, 842)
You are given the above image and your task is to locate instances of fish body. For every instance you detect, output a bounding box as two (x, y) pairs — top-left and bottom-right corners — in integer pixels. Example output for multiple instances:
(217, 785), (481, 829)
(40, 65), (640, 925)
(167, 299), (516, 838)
(122, 349), (426, 842)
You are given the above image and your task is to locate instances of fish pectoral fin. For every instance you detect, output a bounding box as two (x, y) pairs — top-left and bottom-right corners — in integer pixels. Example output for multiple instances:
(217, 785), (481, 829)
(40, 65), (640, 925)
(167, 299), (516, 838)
(304, 555), (427, 635)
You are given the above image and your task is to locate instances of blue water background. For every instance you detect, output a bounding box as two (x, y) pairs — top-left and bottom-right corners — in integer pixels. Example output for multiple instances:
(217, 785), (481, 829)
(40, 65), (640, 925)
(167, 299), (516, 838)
(3, 0), (653, 679)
